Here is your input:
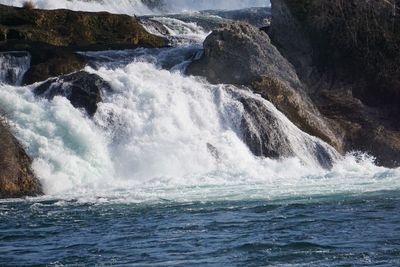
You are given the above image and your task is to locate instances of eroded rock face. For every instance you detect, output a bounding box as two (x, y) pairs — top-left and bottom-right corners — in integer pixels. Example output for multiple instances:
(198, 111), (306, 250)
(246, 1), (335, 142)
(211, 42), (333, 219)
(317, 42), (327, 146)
(187, 21), (341, 152)
(35, 71), (111, 116)
(269, 0), (400, 167)
(0, 120), (42, 198)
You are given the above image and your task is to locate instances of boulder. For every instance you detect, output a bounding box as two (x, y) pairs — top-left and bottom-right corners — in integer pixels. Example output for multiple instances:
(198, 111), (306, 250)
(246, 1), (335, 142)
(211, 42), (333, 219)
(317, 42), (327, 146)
(187, 22), (341, 152)
(0, 4), (167, 49)
(187, 22), (300, 86)
(34, 71), (110, 116)
(0, 120), (42, 198)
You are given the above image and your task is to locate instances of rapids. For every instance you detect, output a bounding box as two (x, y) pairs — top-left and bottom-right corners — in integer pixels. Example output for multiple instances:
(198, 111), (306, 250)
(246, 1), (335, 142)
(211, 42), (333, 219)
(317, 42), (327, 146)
(0, 14), (399, 203)
(1, 5), (400, 267)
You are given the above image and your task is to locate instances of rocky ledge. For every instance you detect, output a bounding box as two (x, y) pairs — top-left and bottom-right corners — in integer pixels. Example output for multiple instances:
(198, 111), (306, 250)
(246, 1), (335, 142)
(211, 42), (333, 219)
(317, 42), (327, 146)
(0, 4), (167, 84)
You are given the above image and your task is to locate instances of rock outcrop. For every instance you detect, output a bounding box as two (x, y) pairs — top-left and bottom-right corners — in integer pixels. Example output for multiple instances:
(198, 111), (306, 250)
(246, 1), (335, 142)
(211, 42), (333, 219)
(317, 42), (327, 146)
(0, 120), (42, 198)
(187, 22), (341, 153)
(0, 4), (166, 48)
(0, 4), (168, 84)
(268, 0), (400, 167)
(34, 71), (110, 116)
(188, 1), (400, 167)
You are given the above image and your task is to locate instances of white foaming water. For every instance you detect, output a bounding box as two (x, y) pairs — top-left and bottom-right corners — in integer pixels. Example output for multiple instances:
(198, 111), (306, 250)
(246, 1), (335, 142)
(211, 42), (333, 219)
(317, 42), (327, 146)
(0, 52), (31, 86)
(148, 17), (210, 44)
(0, 0), (268, 15)
(0, 60), (399, 204)
(0, 14), (398, 204)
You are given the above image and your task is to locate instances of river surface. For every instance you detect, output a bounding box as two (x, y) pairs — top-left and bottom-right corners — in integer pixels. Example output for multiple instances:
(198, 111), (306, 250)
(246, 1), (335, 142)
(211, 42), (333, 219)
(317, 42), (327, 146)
(0, 2), (400, 266)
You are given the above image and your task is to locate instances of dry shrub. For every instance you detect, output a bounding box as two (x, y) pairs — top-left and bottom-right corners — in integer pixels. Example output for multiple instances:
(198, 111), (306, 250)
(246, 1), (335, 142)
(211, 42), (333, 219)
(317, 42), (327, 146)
(22, 0), (35, 10)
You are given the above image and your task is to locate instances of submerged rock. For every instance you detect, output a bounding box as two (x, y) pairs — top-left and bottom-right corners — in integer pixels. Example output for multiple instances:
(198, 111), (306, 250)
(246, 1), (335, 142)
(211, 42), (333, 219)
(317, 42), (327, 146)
(0, 120), (42, 198)
(35, 71), (110, 116)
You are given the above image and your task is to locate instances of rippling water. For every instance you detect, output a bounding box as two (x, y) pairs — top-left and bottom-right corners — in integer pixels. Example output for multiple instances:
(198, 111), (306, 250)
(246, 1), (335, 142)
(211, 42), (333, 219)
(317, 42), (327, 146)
(1, 192), (400, 266)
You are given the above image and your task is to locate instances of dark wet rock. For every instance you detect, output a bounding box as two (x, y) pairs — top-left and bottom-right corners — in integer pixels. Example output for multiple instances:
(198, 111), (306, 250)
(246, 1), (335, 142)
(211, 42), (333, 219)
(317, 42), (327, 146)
(0, 120), (42, 198)
(237, 91), (336, 169)
(240, 96), (293, 159)
(317, 90), (400, 168)
(251, 77), (342, 151)
(34, 71), (111, 116)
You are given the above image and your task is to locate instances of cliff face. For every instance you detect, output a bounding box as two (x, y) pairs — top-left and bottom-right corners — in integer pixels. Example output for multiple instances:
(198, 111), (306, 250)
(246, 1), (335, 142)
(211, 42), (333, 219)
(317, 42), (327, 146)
(270, 0), (400, 108)
(188, 0), (400, 167)
(269, 0), (400, 167)
(0, 120), (42, 198)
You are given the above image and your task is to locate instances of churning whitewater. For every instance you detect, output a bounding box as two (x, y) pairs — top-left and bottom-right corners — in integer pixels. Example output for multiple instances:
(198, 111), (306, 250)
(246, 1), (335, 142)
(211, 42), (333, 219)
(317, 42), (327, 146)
(0, 10), (399, 204)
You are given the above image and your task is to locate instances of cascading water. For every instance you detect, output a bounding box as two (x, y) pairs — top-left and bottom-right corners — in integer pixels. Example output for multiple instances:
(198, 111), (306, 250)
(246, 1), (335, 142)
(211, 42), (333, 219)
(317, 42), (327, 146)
(0, 51), (31, 86)
(0, 17), (399, 203)
(1, 5), (400, 267)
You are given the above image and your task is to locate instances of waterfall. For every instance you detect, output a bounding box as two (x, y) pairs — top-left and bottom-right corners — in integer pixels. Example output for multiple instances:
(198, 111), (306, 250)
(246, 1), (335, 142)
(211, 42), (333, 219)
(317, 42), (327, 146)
(0, 52), (31, 86)
(0, 15), (397, 202)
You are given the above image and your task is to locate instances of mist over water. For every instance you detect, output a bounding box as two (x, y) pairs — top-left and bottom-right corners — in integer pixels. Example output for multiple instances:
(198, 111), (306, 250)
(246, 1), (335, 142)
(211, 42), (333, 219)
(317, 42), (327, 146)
(0, 0), (269, 15)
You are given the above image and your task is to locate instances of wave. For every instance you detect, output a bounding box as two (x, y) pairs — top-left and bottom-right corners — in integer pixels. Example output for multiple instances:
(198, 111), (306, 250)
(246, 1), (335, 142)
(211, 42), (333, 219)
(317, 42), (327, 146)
(0, 0), (269, 15)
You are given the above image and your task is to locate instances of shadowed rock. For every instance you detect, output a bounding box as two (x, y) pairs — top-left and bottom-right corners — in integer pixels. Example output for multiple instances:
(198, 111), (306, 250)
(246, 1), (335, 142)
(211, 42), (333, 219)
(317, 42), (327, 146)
(0, 120), (42, 198)
(34, 71), (111, 116)
(269, 0), (400, 167)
